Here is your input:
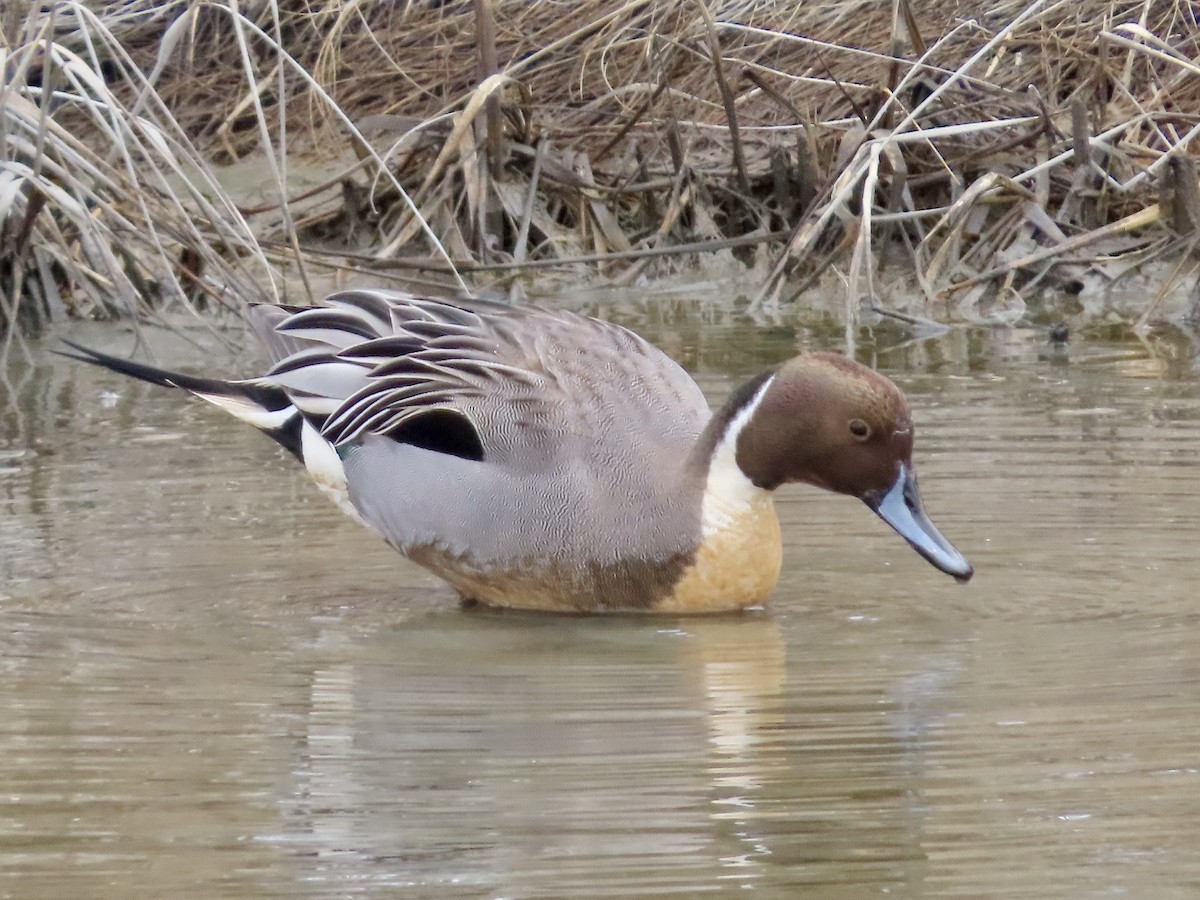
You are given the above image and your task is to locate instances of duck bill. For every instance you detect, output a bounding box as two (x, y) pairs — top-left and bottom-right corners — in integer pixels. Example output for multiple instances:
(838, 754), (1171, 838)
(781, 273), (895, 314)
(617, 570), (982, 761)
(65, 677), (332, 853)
(864, 464), (973, 582)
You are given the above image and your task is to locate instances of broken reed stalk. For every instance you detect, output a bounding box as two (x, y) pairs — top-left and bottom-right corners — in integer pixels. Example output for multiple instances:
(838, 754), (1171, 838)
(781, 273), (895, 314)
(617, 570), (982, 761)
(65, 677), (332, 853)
(268, 228), (789, 274)
(473, 0), (504, 260)
(474, 0), (502, 181)
(697, 1), (749, 194)
(513, 138), (549, 265)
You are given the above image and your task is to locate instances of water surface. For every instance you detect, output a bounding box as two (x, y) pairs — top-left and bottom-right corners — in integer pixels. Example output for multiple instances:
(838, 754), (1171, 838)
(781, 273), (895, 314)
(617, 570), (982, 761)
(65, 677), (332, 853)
(3, 311), (1200, 897)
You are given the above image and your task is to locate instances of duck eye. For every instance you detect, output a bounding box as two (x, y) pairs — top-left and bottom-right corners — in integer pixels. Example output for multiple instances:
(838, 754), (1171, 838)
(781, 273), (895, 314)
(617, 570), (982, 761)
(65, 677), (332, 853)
(849, 419), (870, 440)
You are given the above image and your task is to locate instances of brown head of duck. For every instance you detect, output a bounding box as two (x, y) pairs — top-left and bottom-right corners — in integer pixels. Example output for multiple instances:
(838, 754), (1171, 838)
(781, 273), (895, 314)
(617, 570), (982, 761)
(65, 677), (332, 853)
(705, 351), (972, 585)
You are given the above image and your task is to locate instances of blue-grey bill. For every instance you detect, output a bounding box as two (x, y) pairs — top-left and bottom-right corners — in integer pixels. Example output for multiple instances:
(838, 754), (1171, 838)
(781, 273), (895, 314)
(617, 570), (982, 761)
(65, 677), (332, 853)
(867, 465), (973, 582)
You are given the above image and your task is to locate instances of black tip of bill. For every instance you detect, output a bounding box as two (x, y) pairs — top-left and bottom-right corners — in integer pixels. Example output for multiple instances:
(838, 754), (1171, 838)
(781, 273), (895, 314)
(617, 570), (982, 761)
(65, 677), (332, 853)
(865, 464), (974, 582)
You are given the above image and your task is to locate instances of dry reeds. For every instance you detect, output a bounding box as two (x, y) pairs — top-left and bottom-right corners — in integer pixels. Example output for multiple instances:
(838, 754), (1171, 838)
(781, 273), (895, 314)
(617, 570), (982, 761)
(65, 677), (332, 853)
(0, 4), (284, 356)
(3, 0), (1200, 346)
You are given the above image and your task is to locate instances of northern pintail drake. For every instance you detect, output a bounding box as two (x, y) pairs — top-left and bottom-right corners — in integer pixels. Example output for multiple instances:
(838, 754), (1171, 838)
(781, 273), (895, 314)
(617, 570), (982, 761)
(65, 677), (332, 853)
(64, 290), (972, 612)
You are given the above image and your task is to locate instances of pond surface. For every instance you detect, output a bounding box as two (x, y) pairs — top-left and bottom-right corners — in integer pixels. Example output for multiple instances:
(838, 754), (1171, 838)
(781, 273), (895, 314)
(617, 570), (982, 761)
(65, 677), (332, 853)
(3, 305), (1200, 898)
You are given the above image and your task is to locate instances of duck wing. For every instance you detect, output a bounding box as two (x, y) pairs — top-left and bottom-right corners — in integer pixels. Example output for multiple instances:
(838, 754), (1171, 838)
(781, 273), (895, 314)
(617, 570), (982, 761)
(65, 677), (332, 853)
(255, 290), (712, 470)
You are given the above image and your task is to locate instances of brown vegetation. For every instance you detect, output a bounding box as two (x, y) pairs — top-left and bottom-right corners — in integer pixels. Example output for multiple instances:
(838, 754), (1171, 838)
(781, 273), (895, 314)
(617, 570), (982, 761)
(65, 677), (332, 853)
(3, 0), (1200, 347)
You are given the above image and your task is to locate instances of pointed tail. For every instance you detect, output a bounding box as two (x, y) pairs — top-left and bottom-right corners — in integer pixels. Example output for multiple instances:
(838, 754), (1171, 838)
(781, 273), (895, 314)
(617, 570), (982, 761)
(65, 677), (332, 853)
(57, 339), (306, 461)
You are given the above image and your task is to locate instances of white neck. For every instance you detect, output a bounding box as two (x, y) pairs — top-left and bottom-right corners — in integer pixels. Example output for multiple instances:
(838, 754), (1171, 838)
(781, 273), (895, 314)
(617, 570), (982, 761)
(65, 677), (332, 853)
(701, 376), (775, 537)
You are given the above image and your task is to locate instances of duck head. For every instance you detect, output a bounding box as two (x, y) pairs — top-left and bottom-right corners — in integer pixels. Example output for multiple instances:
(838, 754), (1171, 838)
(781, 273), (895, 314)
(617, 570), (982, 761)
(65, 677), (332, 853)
(734, 353), (973, 582)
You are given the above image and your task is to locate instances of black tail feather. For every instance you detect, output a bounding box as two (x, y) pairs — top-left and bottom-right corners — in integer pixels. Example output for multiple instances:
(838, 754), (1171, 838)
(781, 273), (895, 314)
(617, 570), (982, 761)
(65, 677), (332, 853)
(57, 339), (234, 394)
(57, 339), (294, 411)
(57, 339), (306, 460)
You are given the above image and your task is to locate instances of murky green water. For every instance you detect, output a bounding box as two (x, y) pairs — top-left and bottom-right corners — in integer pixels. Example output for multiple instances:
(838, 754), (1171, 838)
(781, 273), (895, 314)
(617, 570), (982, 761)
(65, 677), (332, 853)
(3, 307), (1200, 897)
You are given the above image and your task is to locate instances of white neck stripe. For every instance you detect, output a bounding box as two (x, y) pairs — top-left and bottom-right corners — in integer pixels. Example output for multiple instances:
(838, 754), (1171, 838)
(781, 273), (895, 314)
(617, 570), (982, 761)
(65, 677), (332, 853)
(701, 375), (775, 537)
(717, 374), (775, 461)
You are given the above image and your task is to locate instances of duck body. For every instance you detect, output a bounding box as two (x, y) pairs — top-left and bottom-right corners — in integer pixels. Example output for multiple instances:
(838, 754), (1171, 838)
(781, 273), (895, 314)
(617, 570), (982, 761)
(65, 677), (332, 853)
(64, 290), (971, 612)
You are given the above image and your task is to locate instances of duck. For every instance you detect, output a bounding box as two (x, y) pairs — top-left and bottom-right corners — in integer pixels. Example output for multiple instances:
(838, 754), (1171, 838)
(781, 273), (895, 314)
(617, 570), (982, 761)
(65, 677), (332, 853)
(63, 289), (972, 612)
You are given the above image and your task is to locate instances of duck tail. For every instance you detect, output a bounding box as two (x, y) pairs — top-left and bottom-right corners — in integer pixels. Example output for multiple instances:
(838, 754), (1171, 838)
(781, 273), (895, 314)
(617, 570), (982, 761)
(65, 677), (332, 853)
(57, 339), (306, 461)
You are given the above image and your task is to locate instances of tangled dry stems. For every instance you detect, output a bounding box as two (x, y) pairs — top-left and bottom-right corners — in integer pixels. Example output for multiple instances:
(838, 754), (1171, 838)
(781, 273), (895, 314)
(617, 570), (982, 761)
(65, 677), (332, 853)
(3, 0), (1200, 346)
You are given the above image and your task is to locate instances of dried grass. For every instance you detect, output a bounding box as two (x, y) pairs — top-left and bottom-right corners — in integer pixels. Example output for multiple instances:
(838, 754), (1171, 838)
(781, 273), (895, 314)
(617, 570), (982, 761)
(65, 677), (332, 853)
(0, 3), (282, 357)
(3, 0), (1200, 346)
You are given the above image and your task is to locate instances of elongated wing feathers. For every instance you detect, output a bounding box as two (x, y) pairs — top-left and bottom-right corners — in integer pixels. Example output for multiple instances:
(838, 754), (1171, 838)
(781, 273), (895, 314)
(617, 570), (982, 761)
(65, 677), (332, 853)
(248, 290), (710, 467)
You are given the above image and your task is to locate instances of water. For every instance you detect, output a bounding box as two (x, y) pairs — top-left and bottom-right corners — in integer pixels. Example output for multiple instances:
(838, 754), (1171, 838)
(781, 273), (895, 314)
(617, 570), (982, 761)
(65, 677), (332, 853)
(3, 311), (1200, 897)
